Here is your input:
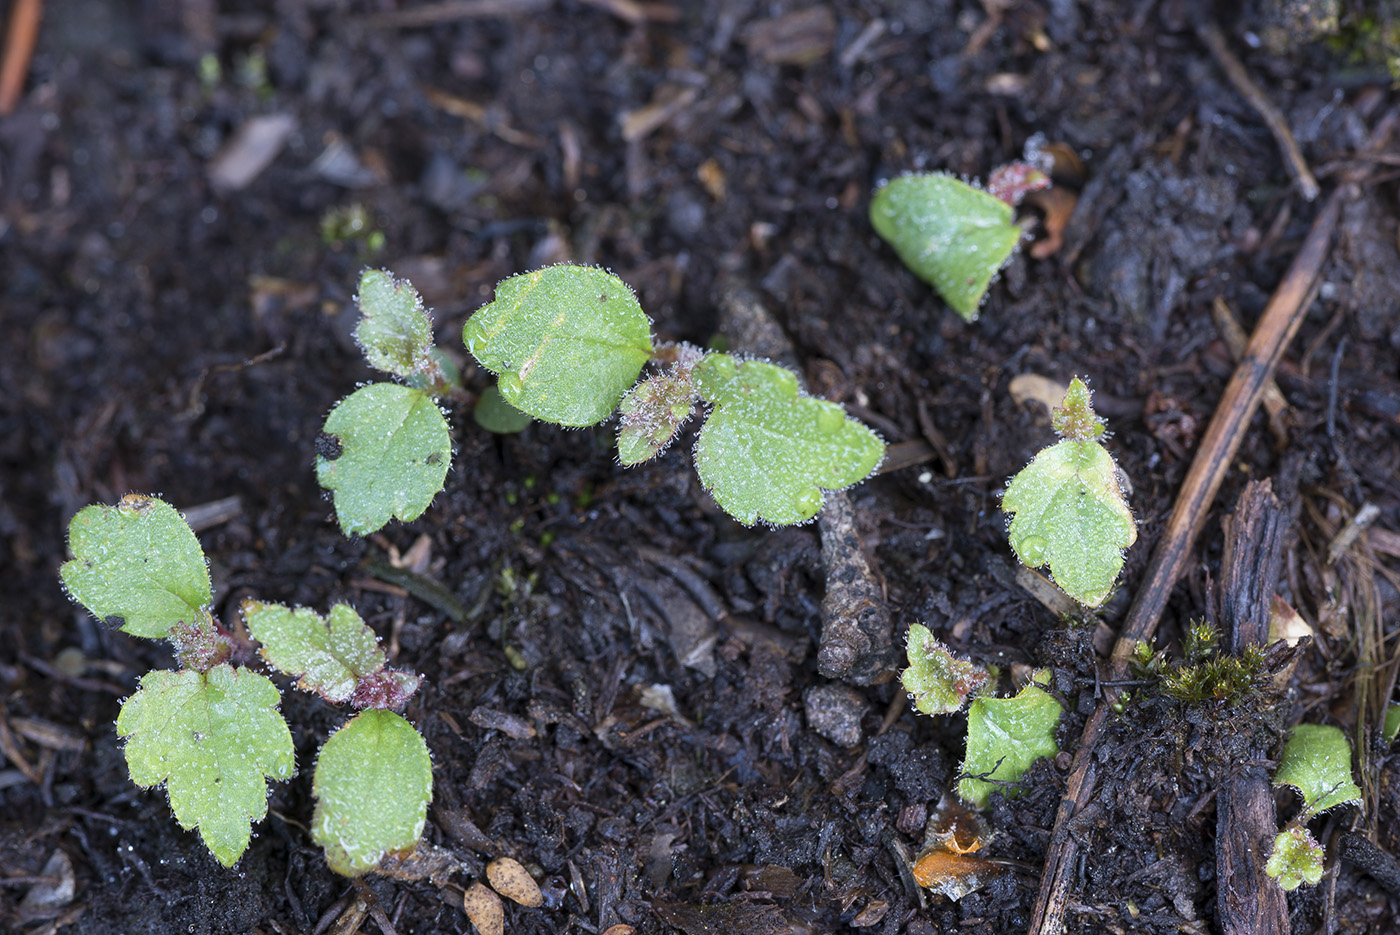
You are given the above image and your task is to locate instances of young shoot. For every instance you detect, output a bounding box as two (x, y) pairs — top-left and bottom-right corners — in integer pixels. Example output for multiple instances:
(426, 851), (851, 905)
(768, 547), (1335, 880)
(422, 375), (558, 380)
(1001, 377), (1136, 607)
(462, 264), (885, 526)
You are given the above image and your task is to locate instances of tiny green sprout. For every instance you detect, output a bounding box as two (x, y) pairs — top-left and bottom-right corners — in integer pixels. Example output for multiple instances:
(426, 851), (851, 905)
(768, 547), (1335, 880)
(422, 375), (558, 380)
(870, 163), (1047, 321)
(957, 673), (1062, 810)
(1001, 377), (1136, 607)
(1266, 827), (1325, 891)
(317, 270), (454, 536)
(1264, 723), (1362, 891)
(461, 264), (885, 526)
(901, 624), (990, 716)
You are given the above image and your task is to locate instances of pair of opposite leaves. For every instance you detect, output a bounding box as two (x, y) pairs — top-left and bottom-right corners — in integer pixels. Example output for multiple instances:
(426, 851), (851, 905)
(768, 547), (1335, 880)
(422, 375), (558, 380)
(317, 265), (885, 533)
(60, 495), (431, 874)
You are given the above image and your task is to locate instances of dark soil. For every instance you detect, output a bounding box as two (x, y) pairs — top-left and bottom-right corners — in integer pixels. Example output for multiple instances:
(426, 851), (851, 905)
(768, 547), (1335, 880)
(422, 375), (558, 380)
(4, 2), (1400, 933)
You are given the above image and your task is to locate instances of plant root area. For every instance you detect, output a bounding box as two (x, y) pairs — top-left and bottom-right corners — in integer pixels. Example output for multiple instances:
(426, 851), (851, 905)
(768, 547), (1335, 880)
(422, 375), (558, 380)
(3, 2), (1400, 934)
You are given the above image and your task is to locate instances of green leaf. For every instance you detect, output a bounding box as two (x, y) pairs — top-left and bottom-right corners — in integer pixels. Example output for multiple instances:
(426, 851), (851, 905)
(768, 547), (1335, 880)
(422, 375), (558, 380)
(116, 664), (294, 867)
(1265, 827), (1325, 891)
(1385, 703), (1400, 746)
(958, 676), (1062, 810)
(354, 269), (436, 380)
(870, 173), (1023, 321)
(901, 624), (990, 716)
(1272, 723), (1362, 817)
(692, 355), (885, 526)
(1002, 380), (1135, 607)
(462, 265), (654, 427)
(312, 709), (433, 876)
(473, 384), (534, 434)
(616, 366), (698, 466)
(316, 383), (452, 536)
(60, 494), (211, 639)
(243, 601), (390, 704)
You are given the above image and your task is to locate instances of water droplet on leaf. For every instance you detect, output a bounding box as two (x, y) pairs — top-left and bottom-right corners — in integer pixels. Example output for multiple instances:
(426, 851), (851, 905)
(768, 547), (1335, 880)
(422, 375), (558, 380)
(1018, 535), (1048, 566)
(498, 372), (523, 398)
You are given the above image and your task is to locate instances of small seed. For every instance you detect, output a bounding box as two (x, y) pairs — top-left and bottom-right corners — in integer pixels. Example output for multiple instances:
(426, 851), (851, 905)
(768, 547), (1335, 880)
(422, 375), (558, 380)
(601, 926), (636, 935)
(463, 882), (503, 935)
(486, 856), (543, 907)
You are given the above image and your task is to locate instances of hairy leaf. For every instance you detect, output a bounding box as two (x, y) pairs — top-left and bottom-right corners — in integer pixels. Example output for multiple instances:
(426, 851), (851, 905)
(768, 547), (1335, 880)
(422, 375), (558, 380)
(958, 676), (1062, 810)
(316, 383), (452, 536)
(117, 664), (293, 867)
(1265, 827), (1325, 891)
(901, 624), (989, 716)
(1273, 723), (1362, 817)
(1002, 380), (1135, 607)
(692, 355), (884, 525)
(312, 709), (433, 876)
(243, 601), (419, 705)
(354, 269), (436, 380)
(870, 173), (1023, 321)
(462, 265), (654, 427)
(61, 494), (211, 639)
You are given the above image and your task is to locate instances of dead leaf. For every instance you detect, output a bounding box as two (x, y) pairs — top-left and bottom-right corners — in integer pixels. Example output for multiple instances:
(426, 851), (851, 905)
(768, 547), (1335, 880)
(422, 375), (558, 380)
(463, 882), (504, 935)
(486, 857), (543, 907)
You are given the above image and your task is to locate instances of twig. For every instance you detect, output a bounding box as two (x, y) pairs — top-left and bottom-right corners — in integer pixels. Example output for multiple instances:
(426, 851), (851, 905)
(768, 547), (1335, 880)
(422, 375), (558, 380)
(1210, 296), (1288, 446)
(1026, 108), (1399, 935)
(0, 0), (43, 115)
(1214, 481), (1288, 935)
(1196, 19), (1320, 202)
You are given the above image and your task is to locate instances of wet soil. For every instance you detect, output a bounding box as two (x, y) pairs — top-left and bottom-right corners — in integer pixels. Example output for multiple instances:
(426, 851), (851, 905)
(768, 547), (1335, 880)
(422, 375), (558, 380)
(4, 2), (1400, 933)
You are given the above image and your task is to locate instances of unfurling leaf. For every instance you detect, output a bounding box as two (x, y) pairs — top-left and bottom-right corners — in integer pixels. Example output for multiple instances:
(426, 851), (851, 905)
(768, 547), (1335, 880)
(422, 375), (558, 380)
(354, 269), (437, 381)
(242, 600), (420, 706)
(1272, 723), (1362, 817)
(1002, 378), (1135, 607)
(958, 675), (1062, 810)
(1265, 827), (1325, 890)
(692, 355), (884, 525)
(901, 624), (989, 716)
(316, 383), (452, 536)
(116, 664), (294, 867)
(312, 709), (433, 876)
(462, 265), (654, 427)
(61, 494), (211, 639)
(870, 173), (1023, 321)
(617, 352), (700, 465)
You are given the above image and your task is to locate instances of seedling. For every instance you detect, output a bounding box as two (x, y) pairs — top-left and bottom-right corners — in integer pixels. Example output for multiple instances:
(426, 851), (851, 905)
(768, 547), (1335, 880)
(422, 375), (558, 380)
(316, 270), (454, 536)
(901, 628), (1062, 810)
(1265, 723), (1362, 890)
(60, 495), (432, 874)
(957, 673), (1062, 809)
(1001, 377), (1136, 607)
(870, 161), (1049, 320)
(320, 266), (883, 531)
(462, 264), (885, 526)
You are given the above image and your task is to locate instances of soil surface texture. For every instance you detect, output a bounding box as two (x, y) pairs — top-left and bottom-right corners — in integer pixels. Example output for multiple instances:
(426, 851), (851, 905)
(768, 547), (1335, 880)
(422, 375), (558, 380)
(3, 2), (1400, 934)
